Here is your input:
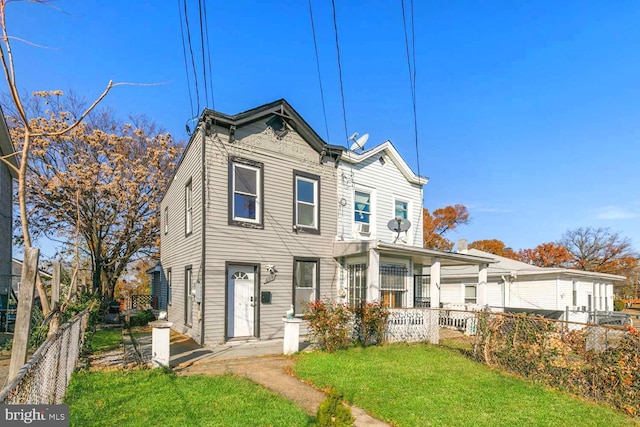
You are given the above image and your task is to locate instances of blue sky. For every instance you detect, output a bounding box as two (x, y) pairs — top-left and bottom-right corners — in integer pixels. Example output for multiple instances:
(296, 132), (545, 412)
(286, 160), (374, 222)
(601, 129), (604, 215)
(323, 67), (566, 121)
(5, 0), (640, 256)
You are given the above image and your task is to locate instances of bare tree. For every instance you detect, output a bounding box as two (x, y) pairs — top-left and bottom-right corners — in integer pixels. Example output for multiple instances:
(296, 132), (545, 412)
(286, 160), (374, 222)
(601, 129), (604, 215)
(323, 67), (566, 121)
(559, 227), (639, 278)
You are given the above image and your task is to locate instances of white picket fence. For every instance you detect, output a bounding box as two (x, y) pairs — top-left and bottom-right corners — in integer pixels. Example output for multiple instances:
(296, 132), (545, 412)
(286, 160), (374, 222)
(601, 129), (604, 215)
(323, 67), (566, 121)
(385, 308), (440, 344)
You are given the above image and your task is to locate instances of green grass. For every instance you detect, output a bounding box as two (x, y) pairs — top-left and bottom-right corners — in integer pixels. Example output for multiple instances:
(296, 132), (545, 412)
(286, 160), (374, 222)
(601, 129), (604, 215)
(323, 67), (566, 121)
(65, 369), (313, 427)
(90, 328), (122, 353)
(294, 343), (639, 427)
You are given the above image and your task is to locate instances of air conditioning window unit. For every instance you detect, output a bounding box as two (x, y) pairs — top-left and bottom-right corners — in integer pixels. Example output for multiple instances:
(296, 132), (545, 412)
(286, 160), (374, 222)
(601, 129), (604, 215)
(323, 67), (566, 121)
(355, 222), (370, 234)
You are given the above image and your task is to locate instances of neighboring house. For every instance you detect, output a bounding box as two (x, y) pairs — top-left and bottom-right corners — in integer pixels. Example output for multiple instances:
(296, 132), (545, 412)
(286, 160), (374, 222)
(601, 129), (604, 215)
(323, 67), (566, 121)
(160, 100), (342, 345)
(440, 242), (623, 315)
(0, 109), (17, 301)
(333, 142), (495, 309)
(11, 258), (53, 296)
(146, 263), (167, 310)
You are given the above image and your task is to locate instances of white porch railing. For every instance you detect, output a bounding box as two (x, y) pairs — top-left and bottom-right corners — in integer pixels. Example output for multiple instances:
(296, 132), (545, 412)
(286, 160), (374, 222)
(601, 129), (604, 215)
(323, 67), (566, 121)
(386, 308), (439, 344)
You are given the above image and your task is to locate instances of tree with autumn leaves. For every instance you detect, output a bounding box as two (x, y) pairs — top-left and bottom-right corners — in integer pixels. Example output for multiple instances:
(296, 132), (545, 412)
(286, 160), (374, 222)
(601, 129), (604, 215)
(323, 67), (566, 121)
(7, 95), (180, 300)
(422, 204), (470, 250)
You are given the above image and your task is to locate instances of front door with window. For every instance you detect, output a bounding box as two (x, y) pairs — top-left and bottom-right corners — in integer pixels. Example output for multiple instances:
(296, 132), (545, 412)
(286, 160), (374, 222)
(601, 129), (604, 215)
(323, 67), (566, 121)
(227, 266), (256, 338)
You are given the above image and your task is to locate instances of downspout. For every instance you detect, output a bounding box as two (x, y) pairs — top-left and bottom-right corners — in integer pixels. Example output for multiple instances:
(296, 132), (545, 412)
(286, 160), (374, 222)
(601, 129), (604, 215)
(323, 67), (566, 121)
(200, 119), (207, 346)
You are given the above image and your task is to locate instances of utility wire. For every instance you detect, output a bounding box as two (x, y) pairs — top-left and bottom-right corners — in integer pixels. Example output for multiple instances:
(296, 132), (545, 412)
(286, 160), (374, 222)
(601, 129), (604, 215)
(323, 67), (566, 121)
(183, 0), (201, 113)
(197, 0), (209, 108)
(177, 0), (195, 118)
(308, 0), (330, 143)
(401, 0), (421, 179)
(330, 0), (349, 144)
(202, 0), (215, 110)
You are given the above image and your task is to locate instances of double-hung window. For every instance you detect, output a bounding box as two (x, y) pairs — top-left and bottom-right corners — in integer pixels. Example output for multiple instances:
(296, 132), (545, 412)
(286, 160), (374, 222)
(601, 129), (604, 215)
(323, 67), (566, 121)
(185, 180), (193, 235)
(354, 191), (371, 234)
(164, 207), (169, 234)
(294, 171), (320, 232)
(293, 258), (319, 316)
(229, 158), (263, 226)
(465, 285), (477, 304)
(394, 199), (408, 220)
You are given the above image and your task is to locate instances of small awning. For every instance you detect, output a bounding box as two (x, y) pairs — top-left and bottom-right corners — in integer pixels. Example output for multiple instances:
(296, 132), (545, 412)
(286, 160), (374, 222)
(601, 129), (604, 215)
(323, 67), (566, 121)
(333, 241), (496, 266)
(145, 263), (162, 274)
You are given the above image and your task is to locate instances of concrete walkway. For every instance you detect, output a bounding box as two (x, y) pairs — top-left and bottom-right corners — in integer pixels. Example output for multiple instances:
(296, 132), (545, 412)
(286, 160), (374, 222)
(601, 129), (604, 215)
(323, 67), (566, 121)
(123, 327), (391, 426)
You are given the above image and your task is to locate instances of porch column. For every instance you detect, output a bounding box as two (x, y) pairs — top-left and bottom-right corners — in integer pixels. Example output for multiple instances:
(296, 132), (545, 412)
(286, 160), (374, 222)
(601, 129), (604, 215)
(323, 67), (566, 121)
(366, 249), (380, 302)
(429, 258), (441, 308)
(478, 263), (488, 308)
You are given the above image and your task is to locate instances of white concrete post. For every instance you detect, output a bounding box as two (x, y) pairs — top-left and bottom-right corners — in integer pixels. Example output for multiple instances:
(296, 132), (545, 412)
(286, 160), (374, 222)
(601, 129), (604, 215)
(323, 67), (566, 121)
(282, 317), (302, 355)
(478, 263), (488, 308)
(366, 249), (380, 302)
(429, 258), (441, 308)
(150, 320), (173, 368)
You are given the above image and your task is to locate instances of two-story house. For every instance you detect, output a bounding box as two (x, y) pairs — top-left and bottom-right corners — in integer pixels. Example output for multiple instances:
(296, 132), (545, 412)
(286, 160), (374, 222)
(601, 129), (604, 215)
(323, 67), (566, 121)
(333, 142), (494, 310)
(160, 100), (342, 345)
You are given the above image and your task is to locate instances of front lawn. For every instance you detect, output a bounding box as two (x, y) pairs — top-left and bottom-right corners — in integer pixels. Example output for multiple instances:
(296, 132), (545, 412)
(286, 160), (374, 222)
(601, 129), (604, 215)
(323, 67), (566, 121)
(294, 343), (638, 427)
(65, 369), (313, 427)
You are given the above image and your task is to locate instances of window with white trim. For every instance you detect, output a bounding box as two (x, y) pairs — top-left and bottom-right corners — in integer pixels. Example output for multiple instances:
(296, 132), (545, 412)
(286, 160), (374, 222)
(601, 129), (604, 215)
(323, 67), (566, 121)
(185, 180), (192, 235)
(347, 263), (367, 307)
(293, 259), (319, 315)
(230, 158), (263, 226)
(294, 172), (319, 231)
(164, 206), (169, 234)
(465, 285), (477, 304)
(394, 199), (408, 220)
(354, 191), (371, 224)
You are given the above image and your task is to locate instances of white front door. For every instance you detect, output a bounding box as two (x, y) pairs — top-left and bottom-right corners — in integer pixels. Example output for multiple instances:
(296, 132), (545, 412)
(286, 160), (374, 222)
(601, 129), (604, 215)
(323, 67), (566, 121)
(227, 266), (255, 338)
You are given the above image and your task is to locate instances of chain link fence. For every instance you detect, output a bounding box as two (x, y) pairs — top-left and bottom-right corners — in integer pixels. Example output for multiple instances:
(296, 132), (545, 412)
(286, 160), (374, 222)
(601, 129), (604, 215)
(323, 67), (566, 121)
(471, 310), (640, 417)
(0, 309), (90, 404)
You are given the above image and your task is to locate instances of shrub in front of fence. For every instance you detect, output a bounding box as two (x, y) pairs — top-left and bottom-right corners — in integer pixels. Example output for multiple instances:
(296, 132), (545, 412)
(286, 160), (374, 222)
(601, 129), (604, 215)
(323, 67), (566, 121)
(353, 302), (389, 347)
(306, 300), (353, 352)
(306, 301), (390, 352)
(474, 311), (640, 417)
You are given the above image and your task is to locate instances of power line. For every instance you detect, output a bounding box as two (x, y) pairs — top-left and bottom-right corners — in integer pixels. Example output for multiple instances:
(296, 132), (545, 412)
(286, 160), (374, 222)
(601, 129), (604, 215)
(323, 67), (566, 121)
(330, 0), (349, 144)
(401, 0), (421, 180)
(183, 0), (201, 113)
(177, 0), (195, 118)
(202, 0), (215, 111)
(307, 0), (330, 143)
(197, 0), (209, 108)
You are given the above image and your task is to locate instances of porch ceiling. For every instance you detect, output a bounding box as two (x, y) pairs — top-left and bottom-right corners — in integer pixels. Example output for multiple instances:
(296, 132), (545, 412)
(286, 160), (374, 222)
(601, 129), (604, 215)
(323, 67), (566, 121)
(333, 241), (496, 266)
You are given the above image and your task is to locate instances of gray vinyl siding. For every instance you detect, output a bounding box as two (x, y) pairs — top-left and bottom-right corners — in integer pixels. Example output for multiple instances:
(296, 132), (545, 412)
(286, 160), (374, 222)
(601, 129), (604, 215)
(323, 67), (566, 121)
(202, 122), (338, 345)
(160, 130), (204, 343)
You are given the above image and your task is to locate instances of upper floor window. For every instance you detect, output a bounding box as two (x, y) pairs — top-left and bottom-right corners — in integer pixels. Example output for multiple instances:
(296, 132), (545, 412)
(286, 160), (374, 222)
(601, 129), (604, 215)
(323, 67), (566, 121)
(164, 207), (169, 234)
(394, 200), (408, 220)
(185, 179), (193, 236)
(229, 158), (263, 227)
(294, 171), (320, 233)
(354, 191), (371, 234)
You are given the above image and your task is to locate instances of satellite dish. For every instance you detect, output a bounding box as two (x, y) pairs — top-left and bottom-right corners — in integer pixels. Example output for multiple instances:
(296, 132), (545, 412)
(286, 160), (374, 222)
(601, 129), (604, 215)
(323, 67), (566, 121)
(388, 217), (411, 243)
(349, 132), (369, 151)
(387, 217), (412, 233)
